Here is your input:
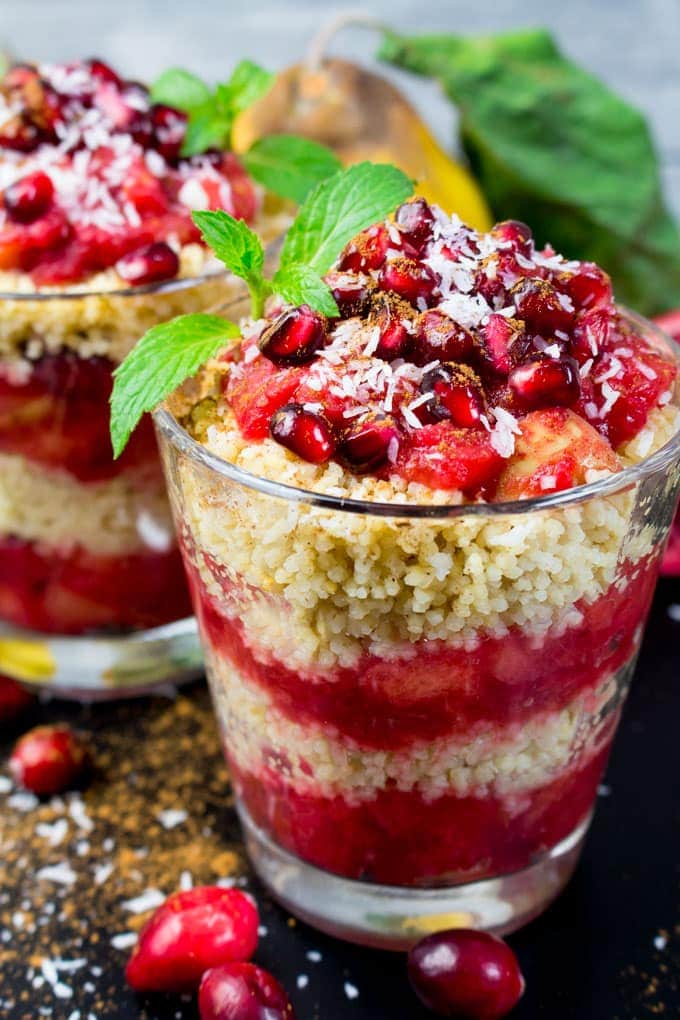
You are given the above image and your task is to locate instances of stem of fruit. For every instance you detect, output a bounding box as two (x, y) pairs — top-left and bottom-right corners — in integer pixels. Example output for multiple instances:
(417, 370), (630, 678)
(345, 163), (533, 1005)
(305, 12), (386, 72)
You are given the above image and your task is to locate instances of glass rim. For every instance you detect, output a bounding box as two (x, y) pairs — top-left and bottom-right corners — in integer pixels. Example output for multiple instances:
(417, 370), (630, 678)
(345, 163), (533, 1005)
(0, 267), (231, 302)
(153, 307), (680, 520)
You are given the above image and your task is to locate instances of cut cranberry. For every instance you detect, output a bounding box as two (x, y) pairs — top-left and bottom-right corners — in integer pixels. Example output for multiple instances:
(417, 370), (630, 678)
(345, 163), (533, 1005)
(338, 223), (389, 273)
(152, 103), (188, 162)
(125, 887), (259, 994)
(325, 271), (373, 318)
(413, 310), (475, 366)
(477, 314), (525, 375)
(9, 724), (91, 796)
(408, 929), (525, 1019)
(513, 278), (574, 334)
(0, 675), (36, 722)
(378, 256), (438, 307)
(490, 219), (533, 255)
(421, 363), (485, 426)
(4, 171), (54, 223)
(116, 241), (179, 285)
(270, 403), (336, 463)
(560, 263), (612, 311)
(339, 416), (399, 472)
(394, 198), (435, 252)
(259, 306), (327, 366)
(508, 355), (581, 408)
(199, 963), (295, 1020)
(85, 58), (122, 88)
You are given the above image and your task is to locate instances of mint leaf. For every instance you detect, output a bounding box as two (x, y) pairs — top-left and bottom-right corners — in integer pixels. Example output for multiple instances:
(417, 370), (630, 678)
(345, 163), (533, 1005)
(273, 264), (339, 317)
(150, 68), (212, 110)
(110, 315), (239, 458)
(192, 209), (268, 315)
(181, 111), (229, 157)
(221, 60), (275, 117)
(379, 29), (680, 316)
(279, 162), (413, 275)
(243, 135), (342, 204)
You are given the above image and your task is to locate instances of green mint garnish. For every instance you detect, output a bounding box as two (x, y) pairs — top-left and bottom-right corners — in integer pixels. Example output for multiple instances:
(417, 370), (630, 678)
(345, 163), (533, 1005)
(110, 162), (413, 457)
(241, 135), (342, 205)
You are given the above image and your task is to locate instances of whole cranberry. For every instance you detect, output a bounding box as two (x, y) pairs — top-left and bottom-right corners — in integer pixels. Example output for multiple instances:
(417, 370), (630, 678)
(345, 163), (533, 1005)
(0, 675), (36, 722)
(408, 929), (525, 1018)
(259, 306), (327, 366)
(339, 416), (399, 472)
(378, 257), (438, 307)
(199, 963), (295, 1020)
(125, 887), (259, 993)
(9, 724), (91, 796)
(395, 197), (435, 252)
(270, 403), (336, 464)
(4, 171), (54, 223)
(414, 310), (475, 366)
(116, 241), (179, 285)
(509, 355), (581, 409)
(151, 103), (187, 162)
(338, 223), (389, 273)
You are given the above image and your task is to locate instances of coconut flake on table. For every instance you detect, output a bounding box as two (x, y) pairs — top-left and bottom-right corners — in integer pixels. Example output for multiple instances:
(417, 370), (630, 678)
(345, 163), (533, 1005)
(36, 862), (77, 886)
(121, 888), (165, 914)
(156, 808), (188, 830)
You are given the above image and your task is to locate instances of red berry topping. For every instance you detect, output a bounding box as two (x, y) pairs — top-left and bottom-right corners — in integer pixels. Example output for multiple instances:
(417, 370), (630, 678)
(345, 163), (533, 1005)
(115, 241), (179, 285)
(259, 306), (328, 366)
(125, 887), (259, 994)
(477, 315), (525, 375)
(338, 223), (389, 273)
(513, 278), (574, 334)
(509, 355), (581, 409)
(560, 263), (612, 311)
(490, 219), (533, 254)
(0, 115), (42, 153)
(421, 363), (485, 427)
(0, 675), (36, 721)
(9, 724), (91, 796)
(270, 403), (336, 464)
(572, 308), (610, 363)
(371, 293), (412, 361)
(151, 103), (188, 163)
(325, 271), (373, 318)
(4, 171), (54, 223)
(395, 197), (435, 252)
(378, 256), (438, 307)
(199, 963), (295, 1020)
(339, 416), (399, 472)
(408, 929), (525, 1019)
(85, 58), (122, 88)
(414, 310), (475, 366)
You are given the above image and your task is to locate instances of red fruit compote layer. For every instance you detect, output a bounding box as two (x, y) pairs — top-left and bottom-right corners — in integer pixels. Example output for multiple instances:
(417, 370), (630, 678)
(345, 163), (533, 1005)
(168, 200), (680, 886)
(0, 59), (285, 634)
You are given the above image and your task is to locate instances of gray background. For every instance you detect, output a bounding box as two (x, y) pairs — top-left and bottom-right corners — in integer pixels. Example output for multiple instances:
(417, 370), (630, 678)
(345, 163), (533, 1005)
(3, 0), (679, 215)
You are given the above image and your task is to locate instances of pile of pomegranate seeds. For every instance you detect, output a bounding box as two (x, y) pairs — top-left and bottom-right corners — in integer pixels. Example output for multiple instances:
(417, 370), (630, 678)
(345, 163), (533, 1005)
(225, 200), (676, 497)
(0, 60), (257, 283)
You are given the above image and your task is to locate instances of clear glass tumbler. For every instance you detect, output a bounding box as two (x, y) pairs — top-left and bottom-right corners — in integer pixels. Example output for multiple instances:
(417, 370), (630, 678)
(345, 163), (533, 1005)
(155, 312), (680, 948)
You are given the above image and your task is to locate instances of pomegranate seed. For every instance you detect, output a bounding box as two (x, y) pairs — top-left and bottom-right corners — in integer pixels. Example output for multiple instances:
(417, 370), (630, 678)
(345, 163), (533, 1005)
(378, 256), (438, 307)
(125, 887), (259, 993)
(394, 197), (435, 252)
(572, 308), (610, 363)
(477, 314), (525, 375)
(259, 306), (327, 366)
(151, 103), (187, 162)
(0, 115), (42, 152)
(0, 675), (36, 721)
(408, 929), (525, 1019)
(85, 58), (122, 88)
(339, 416), (399, 472)
(270, 403), (336, 463)
(4, 171), (54, 223)
(199, 963), (295, 1020)
(116, 241), (179, 285)
(513, 278), (574, 333)
(560, 262), (612, 311)
(370, 294), (411, 360)
(413, 310), (475, 365)
(9, 725), (91, 796)
(325, 270), (373, 318)
(509, 354), (581, 408)
(338, 223), (389, 273)
(490, 219), (533, 254)
(421, 363), (485, 426)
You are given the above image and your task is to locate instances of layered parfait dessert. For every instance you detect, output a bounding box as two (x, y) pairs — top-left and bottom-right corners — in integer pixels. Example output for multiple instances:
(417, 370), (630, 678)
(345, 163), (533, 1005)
(158, 200), (680, 938)
(0, 58), (283, 637)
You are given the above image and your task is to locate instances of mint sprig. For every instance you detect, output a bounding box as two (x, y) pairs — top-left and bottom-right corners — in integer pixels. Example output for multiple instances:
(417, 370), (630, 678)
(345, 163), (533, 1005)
(241, 135), (342, 205)
(110, 162), (413, 456)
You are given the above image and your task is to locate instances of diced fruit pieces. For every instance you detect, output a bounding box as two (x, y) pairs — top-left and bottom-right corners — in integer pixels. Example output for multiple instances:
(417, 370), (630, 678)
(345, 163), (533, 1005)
(227, 354), (304, 440)
(399, 424), (505, 494)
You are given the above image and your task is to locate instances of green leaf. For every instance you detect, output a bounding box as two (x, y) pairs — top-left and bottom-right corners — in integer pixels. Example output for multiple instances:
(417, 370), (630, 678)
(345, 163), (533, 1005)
(110, 314), (240, 458)
(150, 68), (212, 111)
(181, 109), (229, 157)
(222, 59), (275, 116)
(192, 210), (267, 316)
(273, 264), (339, 316)
(279, 162), (414, 275)
(242, 135), (342, 203)
(379, 29), (680, 316)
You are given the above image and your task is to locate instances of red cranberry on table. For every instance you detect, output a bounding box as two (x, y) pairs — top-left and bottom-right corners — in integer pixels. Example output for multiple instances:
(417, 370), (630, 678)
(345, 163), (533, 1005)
(395, 197), (435, 252)
(199, 963), (295, 1020)
(4, 171), (54, 224)
(0, 675), (36, 721)
(116, 241), (179, 286)
(9, 724), (91, 796)
(270, 403), (336, 464)
(408, 929), (525, 1018)
(125, 886), (259, 993)
(258, 306), (328, 366)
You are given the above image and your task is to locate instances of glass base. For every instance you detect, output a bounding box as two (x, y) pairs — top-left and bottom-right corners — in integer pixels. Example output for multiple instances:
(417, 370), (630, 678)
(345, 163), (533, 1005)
(0, 616), (203, 700)
(239, 804), (591, 950)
